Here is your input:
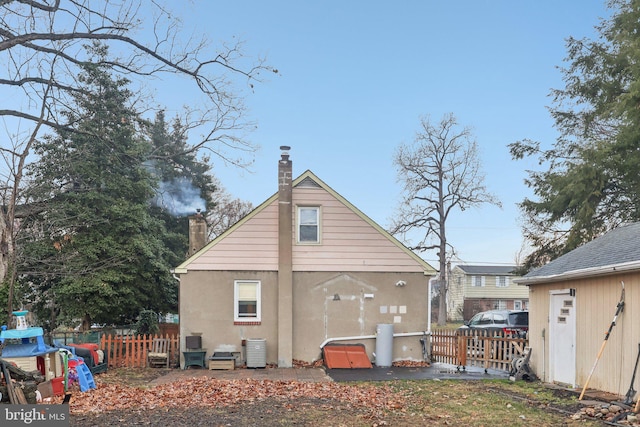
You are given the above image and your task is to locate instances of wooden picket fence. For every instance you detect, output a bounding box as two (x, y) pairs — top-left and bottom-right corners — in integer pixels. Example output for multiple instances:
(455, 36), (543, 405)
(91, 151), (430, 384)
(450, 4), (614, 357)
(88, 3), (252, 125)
(96, 330), (525, 371)
(431, 329), (460, 365)
(431, 328), (528, 372)
(99, 333), (180, 368)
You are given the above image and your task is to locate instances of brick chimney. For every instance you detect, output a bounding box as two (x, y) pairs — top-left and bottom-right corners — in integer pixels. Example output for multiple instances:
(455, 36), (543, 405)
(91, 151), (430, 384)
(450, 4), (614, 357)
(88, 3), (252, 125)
(188, 209), (207, 256)
(278, 146), (293, 367)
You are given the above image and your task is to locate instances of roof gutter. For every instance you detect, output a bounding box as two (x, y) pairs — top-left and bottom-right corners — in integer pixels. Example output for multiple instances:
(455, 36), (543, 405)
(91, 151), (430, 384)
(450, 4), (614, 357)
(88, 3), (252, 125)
(514, 260), (640, 285)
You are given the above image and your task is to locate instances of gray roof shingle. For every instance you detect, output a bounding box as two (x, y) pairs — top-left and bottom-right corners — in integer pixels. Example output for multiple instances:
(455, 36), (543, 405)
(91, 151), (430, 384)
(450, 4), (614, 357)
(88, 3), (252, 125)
(525, 222), (640, 279)
(455, 265), (517, 275)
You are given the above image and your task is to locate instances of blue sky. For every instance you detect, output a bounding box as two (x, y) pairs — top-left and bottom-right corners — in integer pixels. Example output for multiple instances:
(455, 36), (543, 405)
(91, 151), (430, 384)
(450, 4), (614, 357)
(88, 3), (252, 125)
(160, 1), (611, 267)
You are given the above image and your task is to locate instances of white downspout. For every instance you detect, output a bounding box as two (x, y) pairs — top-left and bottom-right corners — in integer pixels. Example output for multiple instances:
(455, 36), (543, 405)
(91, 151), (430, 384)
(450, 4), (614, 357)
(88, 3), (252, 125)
(319, 331), (428, 350)
(171, 269), (182, 365)
(428, 277), (438, 334)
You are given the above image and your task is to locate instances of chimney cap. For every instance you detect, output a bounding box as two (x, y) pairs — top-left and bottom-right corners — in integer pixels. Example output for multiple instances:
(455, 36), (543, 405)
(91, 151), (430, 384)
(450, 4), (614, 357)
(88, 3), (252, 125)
(280, 145), (291, 151)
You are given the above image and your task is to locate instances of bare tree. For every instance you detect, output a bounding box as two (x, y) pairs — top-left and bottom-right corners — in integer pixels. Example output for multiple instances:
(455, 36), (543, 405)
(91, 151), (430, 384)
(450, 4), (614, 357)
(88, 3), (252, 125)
(207, 177), (253, 239)
(391, 113), (501, 326)
(0, 0), (274, 314)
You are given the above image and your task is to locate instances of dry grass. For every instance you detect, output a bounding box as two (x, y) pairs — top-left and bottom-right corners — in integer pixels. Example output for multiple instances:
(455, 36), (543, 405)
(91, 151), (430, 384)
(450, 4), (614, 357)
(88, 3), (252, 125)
(386, 379), (592, 426)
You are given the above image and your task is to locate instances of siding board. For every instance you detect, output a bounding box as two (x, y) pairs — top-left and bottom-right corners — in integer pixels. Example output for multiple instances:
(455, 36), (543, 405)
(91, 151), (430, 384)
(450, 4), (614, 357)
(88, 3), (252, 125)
(184, 174), (431, 274)
(528, 274), (638, 396)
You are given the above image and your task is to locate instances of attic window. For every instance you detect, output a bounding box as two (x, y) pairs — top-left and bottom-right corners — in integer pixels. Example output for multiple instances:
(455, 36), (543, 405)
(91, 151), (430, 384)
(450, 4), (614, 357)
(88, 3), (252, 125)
(297, 206), (320, 243)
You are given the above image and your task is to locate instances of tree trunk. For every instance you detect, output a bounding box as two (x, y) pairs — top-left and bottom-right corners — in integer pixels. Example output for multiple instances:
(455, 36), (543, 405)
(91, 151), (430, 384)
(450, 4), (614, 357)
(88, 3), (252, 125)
(437, 279), (447, 326)
(437, 211), (448, 326)
(81, 314), (92, 332)
(1, 211), (14, 319)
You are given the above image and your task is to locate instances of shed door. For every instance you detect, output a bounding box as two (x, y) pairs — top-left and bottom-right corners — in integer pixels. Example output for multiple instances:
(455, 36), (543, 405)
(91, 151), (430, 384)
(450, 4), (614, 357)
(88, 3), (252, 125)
(549, 290), (576, 387)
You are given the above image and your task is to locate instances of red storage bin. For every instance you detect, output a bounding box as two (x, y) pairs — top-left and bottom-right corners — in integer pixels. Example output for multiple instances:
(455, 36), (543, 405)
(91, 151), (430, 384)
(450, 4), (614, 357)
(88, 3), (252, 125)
(51, 377), (64, 396)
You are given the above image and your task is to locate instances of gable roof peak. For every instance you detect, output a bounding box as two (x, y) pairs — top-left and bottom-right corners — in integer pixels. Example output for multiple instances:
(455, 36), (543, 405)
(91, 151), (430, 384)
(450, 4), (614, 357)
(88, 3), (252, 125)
(175, 168), (436, 274)
(295, 175), (321, 188)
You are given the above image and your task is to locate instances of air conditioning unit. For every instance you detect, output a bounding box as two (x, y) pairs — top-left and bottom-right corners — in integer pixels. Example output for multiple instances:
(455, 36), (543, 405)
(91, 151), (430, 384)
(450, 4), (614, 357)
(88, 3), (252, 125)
(245, 338), (266, 368)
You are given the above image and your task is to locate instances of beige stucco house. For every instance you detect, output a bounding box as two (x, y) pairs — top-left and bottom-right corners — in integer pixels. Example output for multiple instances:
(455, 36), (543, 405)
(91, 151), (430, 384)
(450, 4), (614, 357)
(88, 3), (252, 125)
(516, 222), (640, 397)
(174, 148), (436, 368)
(448, 265), (528, 322)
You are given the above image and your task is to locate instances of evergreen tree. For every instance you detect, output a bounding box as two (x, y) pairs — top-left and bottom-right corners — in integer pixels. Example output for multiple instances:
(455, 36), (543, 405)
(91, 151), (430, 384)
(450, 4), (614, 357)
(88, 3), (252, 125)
(21, 45), (174, 329)
(509, 0), (640, 270)
(148, 111), (217, 219)
(146, 111), (217, 302)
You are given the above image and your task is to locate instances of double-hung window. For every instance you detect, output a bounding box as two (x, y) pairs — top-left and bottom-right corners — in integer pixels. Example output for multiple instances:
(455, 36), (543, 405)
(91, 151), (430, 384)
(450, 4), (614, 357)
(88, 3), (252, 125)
(234, 280), (261, 322)
(496, 276), (509, 287)
(297, 206), (320, 243)
(471, 275), (485, 287)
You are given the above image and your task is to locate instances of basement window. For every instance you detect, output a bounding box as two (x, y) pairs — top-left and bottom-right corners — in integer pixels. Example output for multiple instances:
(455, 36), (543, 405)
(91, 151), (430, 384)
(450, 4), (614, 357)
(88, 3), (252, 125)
(297, 206), (320, 243)
(234, 280), (261, 323)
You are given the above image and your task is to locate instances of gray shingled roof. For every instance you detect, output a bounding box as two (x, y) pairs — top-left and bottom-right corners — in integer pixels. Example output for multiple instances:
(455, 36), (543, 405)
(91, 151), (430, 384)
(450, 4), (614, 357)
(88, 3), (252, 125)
(456, 265), (517, 275)
(524, 222), (640, 279)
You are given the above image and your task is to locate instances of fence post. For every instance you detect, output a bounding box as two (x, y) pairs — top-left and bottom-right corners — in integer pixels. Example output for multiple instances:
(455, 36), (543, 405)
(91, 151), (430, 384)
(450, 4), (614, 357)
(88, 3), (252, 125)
(457, 331), (466, 367)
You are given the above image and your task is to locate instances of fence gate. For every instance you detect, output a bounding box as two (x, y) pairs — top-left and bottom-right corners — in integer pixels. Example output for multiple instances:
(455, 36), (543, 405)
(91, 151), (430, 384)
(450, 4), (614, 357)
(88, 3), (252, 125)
(431, 329), (528, 372)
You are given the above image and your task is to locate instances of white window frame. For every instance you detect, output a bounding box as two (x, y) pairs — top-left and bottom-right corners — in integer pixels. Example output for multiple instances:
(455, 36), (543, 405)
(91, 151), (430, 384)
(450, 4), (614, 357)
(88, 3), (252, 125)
(496, 276), (510, 288)
(471, 275), (485, 287)
(297, 206), (320, 244)
(234, 280), (261, 322)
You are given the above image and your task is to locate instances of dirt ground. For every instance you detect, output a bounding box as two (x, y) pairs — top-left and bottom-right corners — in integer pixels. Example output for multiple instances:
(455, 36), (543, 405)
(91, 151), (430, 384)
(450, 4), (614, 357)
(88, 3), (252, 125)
(69, 368), (406, 426)
(71, 398), (382, 427)
(65, 368), (597, 427)
(93, 366), (173, 387)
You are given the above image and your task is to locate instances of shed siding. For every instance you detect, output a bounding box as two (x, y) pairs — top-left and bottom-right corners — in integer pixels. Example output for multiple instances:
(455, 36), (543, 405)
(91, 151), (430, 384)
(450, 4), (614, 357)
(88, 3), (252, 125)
(574, 275), (632, 396)
(527, 281), (553, 385)
(528, 273), (638, 396)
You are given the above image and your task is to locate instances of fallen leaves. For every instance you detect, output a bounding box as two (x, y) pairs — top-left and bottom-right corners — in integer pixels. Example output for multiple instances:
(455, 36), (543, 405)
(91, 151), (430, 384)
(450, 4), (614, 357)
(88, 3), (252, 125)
(58, 376), (408, 417)
(392, 360), (431, 368)
(292, 358), (325, 368)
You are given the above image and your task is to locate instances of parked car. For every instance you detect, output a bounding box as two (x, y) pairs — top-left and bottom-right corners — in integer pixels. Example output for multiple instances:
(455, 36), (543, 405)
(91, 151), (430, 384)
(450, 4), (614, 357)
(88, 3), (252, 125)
(458, 309), (528, 337)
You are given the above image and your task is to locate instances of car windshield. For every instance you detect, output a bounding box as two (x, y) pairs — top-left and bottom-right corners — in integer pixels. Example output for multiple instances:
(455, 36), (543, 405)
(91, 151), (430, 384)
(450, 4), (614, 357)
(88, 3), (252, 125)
(508, 312), (528, 326)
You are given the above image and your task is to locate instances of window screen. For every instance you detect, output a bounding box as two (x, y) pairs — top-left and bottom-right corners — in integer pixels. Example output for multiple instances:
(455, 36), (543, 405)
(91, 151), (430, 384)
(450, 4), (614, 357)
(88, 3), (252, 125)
(235, 280), (260, 321)
(298, 207), (319, 242)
